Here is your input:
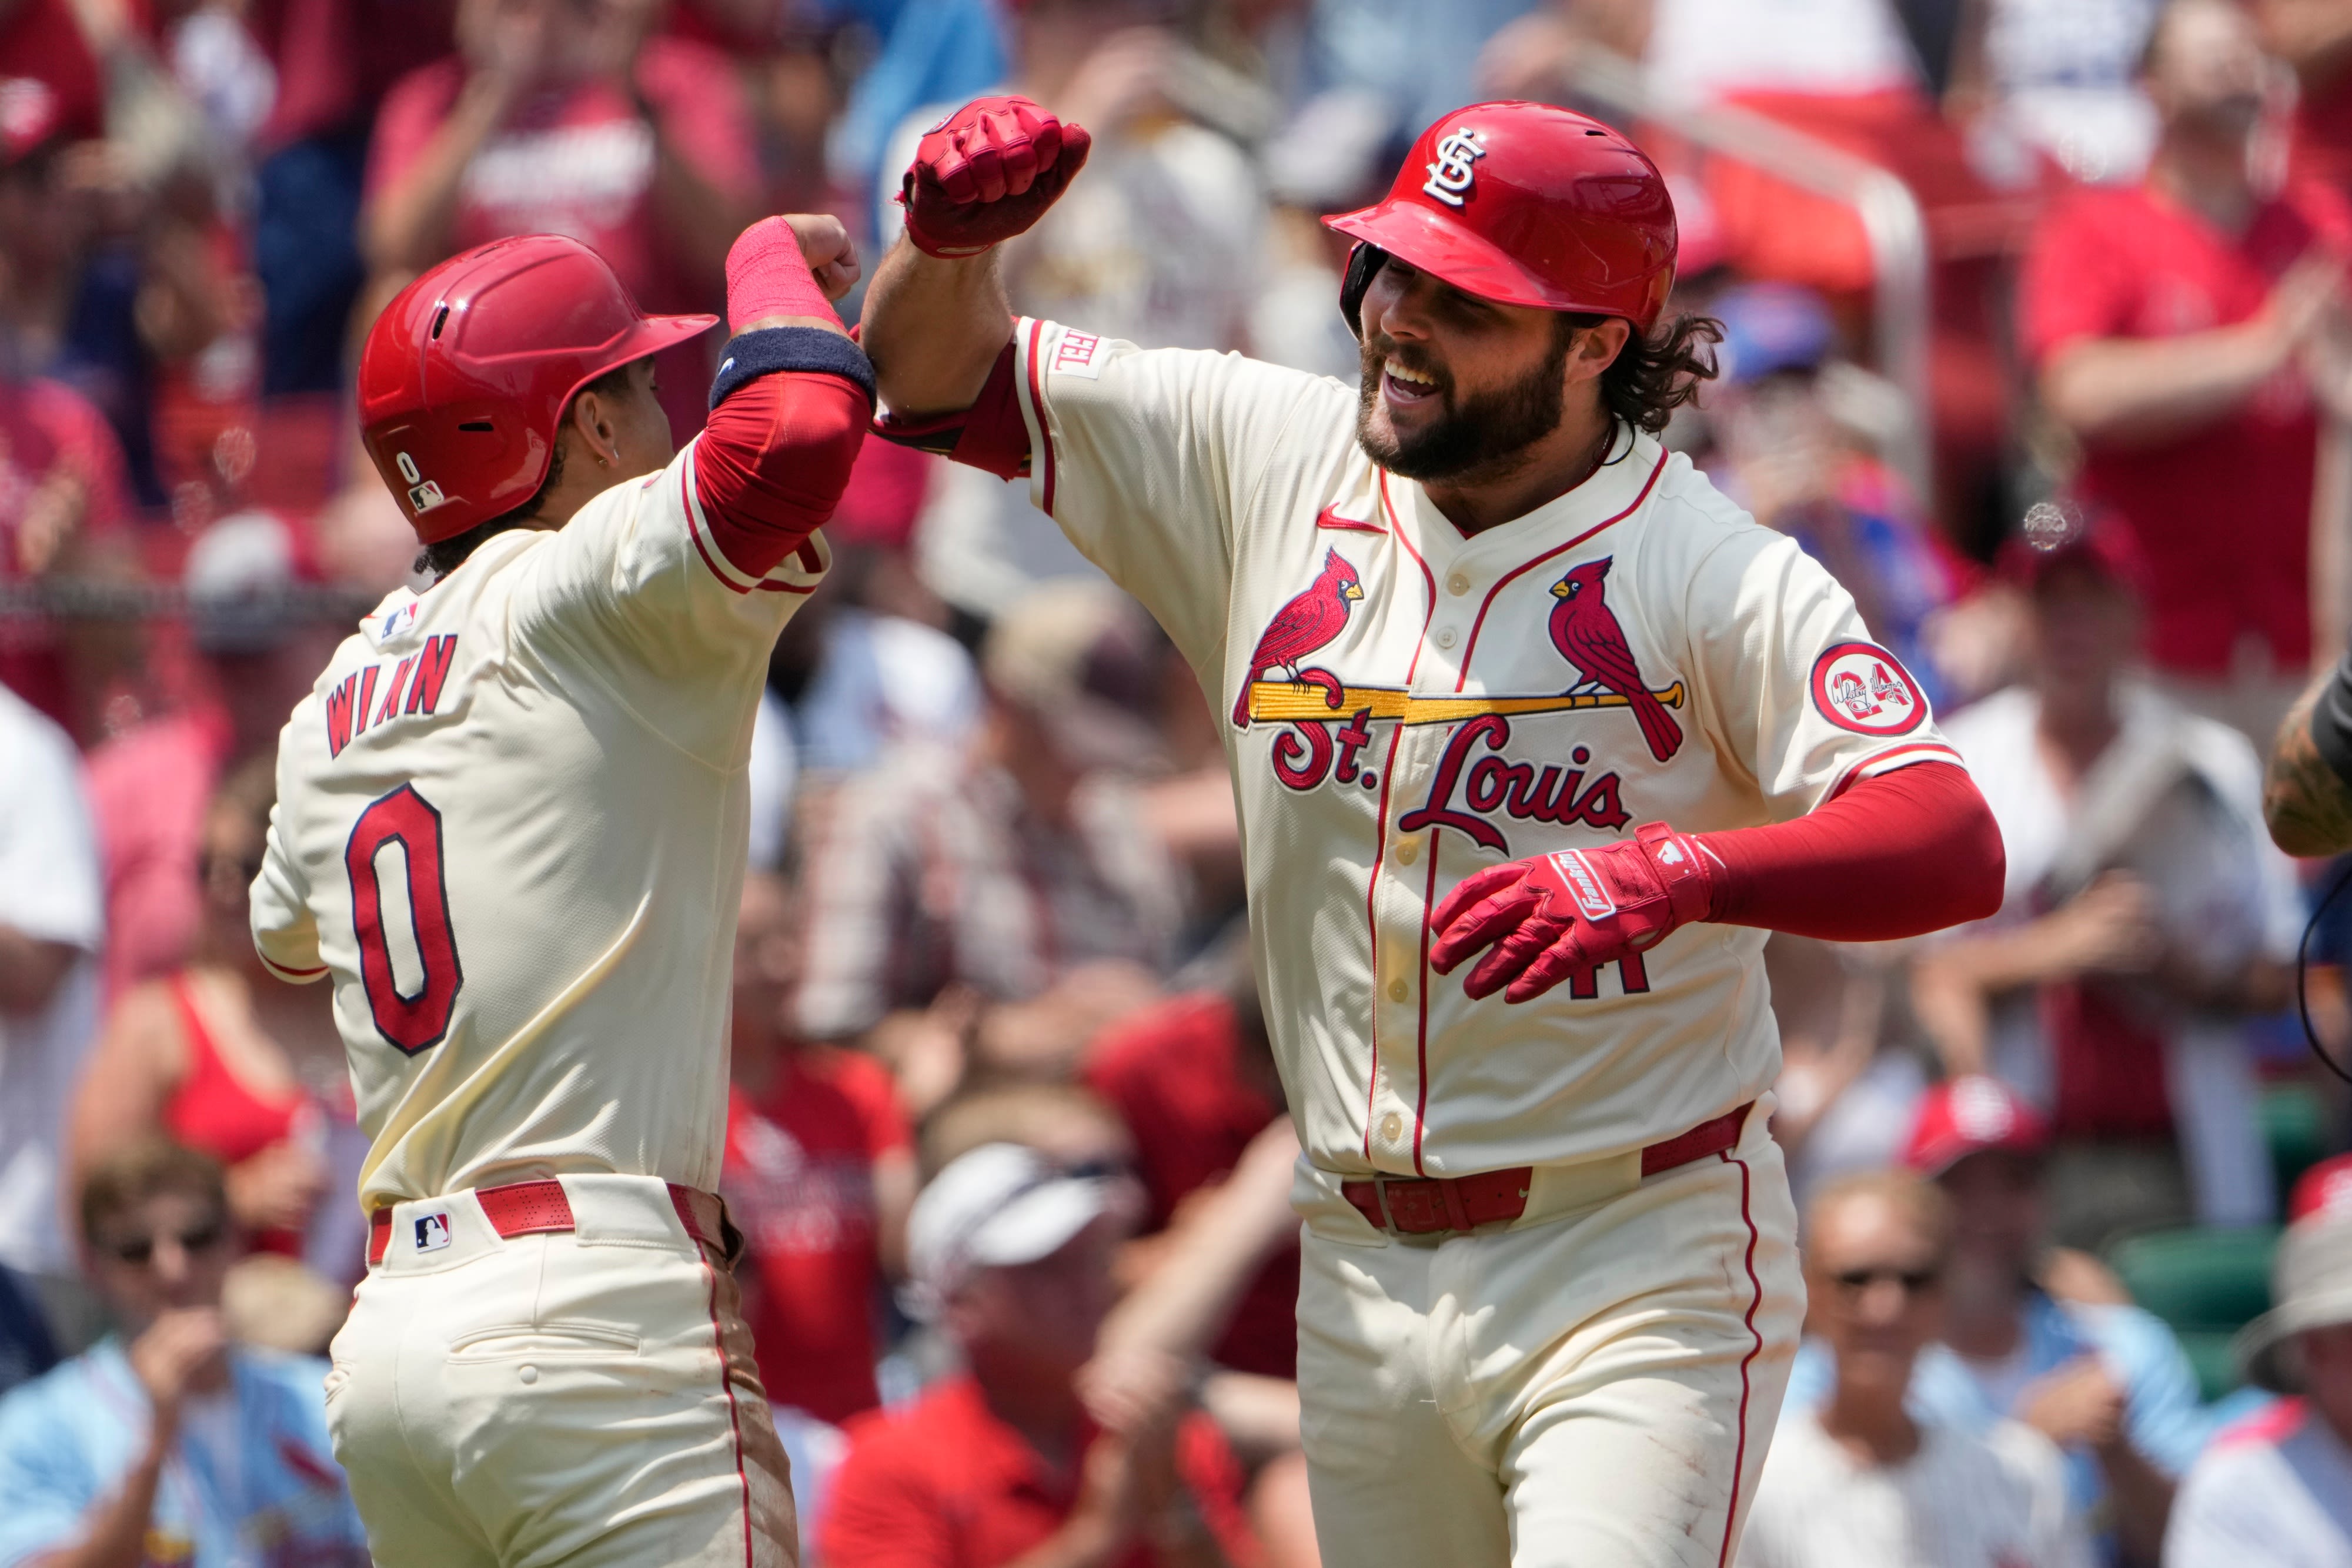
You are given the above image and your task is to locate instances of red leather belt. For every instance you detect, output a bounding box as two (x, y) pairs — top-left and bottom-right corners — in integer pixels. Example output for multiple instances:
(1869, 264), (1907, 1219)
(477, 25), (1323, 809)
(1341, 1102), (1755, 1238)
(366, 1178), (723, 1265)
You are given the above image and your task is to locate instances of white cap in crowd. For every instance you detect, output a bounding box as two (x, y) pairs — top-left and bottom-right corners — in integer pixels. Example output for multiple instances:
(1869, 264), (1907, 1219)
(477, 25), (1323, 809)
(2239, 1154), (2352, 1391)
(903, 1143), (1122, 1319)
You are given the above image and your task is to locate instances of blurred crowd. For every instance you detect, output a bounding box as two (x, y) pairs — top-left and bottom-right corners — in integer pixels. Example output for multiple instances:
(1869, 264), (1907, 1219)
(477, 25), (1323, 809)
(16, 0), (2352, 1562)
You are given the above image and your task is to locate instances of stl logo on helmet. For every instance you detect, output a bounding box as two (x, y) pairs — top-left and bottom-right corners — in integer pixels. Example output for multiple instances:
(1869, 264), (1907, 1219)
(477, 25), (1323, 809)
(395, 450), (447, 515)
(1810, 642), (1926, 737)
(1422, 128), (1487, 208)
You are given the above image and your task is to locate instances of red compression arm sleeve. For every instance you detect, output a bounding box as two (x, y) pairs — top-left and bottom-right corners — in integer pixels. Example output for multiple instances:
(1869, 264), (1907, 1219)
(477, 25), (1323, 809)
(691, 369), (867, 580)
(1698, 762), (2004, 941)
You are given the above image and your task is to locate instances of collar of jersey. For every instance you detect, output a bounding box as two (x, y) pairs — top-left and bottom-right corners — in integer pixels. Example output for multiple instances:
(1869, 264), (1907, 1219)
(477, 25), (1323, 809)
(1384, 423), (1662, 564)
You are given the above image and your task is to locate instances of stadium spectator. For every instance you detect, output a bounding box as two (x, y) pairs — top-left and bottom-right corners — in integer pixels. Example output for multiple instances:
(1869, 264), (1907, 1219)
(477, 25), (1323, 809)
(1081, 935), (1295, 1380)
(0, 0), (108, 148)
(1945, 0), (2164, 188)
(0, 682), (103, 1312)
(1790, 1077), (2205, 1567)
(794, 581), (1182, 1066)
(827, 0), (1008, 232)
(0, 1139), (369, 1566)
(1740, 1168), (2089, 1568)
(1698, 282), (1980, 707)
(721, 868), (917, 1426)
(2166, 1153), (2352, 1566)
(1078, 1113), (1319, 1567)
(878, 0), (1267, 355)
(0, 338), (137, 744)
(821, 1141), (1256, 1567)
(362, 0), (759, 437)
(0, 1263), (54, 1399)
(241, 0), (456, 406)
(83, 511), (345, 999)
(2259, 0), (2352, 197)
(2022, 0), (2352, 743)
(68, 758), (368, 1283)
(1911, 519), (2298, 1243)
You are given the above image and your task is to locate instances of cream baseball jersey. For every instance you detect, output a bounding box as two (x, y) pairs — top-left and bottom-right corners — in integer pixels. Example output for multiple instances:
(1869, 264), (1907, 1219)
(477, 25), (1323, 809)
(249, 442), (827, 1212)
(1002, 317), (1959, 1177)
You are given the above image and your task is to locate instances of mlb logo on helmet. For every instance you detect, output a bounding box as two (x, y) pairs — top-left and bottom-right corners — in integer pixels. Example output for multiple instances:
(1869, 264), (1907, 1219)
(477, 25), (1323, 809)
(396, 451), (447, 515)
(1421, 127), (1486, 208)
(414, 1212), (452, 1253)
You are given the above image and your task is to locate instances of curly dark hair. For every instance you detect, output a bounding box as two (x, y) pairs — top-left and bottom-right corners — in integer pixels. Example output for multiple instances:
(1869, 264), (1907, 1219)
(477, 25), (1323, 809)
(1563, 310), (1724, 435)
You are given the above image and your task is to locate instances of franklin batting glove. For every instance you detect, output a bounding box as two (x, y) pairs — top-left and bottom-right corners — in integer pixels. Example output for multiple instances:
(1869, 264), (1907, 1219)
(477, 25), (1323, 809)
(898, 96), (1093, 259)
(1429, 823), (1719, 1003)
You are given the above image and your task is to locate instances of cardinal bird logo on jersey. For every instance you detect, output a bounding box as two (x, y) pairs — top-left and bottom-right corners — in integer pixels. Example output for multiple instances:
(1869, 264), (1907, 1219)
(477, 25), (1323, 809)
(1548, 560), (1683, 763)
(1234, 549), (1364, 728)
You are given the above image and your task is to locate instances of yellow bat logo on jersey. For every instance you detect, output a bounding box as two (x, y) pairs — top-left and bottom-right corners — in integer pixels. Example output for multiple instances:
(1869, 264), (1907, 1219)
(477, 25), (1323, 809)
(1242, 680), (1685, 727)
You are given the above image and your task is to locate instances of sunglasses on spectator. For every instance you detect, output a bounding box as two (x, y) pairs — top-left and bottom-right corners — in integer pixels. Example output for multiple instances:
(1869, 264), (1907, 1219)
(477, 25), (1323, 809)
(1830, 1265), (1941, 1294)
(102, 1219), (229, 1266)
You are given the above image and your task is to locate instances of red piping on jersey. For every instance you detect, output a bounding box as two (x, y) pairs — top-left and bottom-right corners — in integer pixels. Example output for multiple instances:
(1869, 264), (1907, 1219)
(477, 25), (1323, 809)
(1451, 442), (1668, 693)
(698, 1245), (756, 1568)
(681, 462), (753, 596)
(1823, 740), (1961, 801)
(1411, 845), (1444, 1175)
(1718, 1146), (1765, 1568)
(1362, 470), (1436, 1161)
(1024, 318), (1057, 517)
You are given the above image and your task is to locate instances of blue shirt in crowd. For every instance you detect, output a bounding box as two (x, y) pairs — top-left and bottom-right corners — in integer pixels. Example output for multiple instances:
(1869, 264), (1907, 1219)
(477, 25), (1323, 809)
(1786, 1289), (2211, 1528)
(0, 1338), (368, 1568)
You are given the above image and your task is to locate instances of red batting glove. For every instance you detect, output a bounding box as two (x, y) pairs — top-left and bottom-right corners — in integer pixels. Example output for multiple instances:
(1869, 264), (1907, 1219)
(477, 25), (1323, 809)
(898, 95), (1093, 259)
(1429, 824), (1719, 1003)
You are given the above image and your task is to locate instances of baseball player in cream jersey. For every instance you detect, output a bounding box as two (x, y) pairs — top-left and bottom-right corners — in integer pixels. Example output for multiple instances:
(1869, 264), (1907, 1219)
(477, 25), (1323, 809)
(248, 218), (871, 1566)
(859, 99), (2008, 1567)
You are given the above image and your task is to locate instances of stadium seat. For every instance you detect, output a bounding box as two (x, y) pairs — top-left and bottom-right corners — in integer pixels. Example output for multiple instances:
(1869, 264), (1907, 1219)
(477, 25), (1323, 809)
(2261, 1082), (2333, 1202)
(2105, 1226), (2280, 1402)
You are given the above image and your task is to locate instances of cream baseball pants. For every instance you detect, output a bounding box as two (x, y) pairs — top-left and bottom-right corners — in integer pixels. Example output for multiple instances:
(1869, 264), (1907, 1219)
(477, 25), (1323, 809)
(325, 1174), (796, 1567)
(1295, 1105), (1804, 1568)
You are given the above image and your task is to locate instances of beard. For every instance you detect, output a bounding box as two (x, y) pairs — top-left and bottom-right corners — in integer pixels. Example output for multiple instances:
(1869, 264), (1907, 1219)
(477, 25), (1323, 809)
(1354, 322), (1574, 483)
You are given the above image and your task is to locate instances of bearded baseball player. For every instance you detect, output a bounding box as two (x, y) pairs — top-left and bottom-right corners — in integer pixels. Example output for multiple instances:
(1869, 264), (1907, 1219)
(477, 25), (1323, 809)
(860, 98), (2008, 1566)
(247, 215), (870, 1565)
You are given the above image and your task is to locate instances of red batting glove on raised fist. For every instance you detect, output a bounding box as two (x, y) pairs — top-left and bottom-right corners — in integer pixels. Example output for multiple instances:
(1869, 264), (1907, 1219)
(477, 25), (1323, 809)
(899, 95), (1093, 259)
(1429, 823), (1719, 1003)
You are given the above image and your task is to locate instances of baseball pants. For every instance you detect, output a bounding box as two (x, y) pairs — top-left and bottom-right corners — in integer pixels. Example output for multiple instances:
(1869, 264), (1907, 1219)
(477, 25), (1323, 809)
(325, 1174), (796, 1567)
(1295, 1104), (1803, 1568)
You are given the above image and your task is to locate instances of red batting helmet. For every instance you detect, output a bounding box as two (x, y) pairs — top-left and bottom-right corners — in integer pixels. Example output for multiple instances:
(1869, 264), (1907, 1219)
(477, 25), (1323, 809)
(1325, 102), (1678, 336)
(358, 235), (718, 544)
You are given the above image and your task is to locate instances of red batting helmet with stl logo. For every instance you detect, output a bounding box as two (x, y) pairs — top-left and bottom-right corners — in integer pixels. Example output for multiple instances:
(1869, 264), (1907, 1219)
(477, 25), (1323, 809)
(358, 236), (718, 544)
(1325, 101), (1679, 336)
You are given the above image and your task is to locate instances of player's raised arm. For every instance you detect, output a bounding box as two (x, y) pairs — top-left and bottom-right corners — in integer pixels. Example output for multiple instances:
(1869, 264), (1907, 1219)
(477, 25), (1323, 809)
(860, 96), (1093, 420)
(683, 213), (875, 585)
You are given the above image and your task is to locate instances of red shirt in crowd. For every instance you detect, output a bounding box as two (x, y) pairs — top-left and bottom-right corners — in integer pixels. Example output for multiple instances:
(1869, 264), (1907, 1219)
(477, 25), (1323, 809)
(0, 372), (132, 733)
(820, 1375), (1258, 1568)
(2020, 179), (2352, 678)
(720, 1049), (909, 1425)
(366, 39), (759, 437)
(0, 0), (106, 145)
(1083, 992), (1297, 1380)
(83, 708), (229, 996)
(246, 0), (453, 149)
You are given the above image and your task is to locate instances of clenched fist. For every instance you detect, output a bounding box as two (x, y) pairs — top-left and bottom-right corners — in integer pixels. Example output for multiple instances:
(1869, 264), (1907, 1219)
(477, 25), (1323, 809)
(899, 95), (1093, 259)
(1429, 823), (1718, 1002)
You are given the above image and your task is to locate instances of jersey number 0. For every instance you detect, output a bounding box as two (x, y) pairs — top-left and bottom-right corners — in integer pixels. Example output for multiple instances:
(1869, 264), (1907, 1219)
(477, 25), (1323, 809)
(345, 784), (463, 1054)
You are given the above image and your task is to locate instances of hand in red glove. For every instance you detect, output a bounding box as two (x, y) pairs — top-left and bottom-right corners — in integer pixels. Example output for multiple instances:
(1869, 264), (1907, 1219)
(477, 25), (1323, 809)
(899, 95), (1093, 259)
(1428, 824), (1719, 1003)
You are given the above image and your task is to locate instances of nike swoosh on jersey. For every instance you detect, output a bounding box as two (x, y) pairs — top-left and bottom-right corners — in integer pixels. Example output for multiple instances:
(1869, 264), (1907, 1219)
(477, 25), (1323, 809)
(1314, 505), (1385, 534)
